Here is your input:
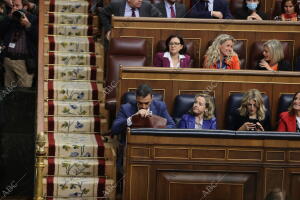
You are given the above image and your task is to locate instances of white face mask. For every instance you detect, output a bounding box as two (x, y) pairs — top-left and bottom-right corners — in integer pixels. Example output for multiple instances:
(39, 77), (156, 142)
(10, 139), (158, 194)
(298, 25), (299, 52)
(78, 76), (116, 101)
(246, 2), (258, 11)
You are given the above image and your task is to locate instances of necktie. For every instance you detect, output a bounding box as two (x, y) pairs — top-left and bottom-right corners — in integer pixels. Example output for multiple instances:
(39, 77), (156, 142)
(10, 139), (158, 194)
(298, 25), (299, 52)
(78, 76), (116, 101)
(131, 7), (136, 17)
(170, 6), (176, 18)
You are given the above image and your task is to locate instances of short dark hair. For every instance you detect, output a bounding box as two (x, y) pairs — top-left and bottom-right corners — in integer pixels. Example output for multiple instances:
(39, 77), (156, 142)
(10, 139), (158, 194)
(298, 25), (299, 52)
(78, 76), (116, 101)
(136, 84), (152, 98)
(164, 35), (187, 55)
(281, 0), (299, 14)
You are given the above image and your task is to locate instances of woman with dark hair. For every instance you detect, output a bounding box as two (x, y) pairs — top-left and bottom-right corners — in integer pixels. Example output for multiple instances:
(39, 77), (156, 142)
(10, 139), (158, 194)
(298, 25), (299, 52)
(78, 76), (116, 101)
(178, 94), (216, 129)
(235, 0), (268, 20)
(277, 92), (300, 132)
(234, 89), (271, 131)
(154, 35), (191, 68)
(274, 0), (299, 21)
(256, 40), (291, 71)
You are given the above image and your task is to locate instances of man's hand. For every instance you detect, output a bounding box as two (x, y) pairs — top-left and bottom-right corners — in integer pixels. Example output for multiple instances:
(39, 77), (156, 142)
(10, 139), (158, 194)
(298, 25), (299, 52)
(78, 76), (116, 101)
(20, 15), (31, 28)
(211, 11), (223, 19)
(135, 109), (152, 118)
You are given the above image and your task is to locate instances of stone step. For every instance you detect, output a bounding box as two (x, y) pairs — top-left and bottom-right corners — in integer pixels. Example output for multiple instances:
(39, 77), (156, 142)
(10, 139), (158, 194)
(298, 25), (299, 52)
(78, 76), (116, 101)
(44, 66), (103, 81)
(45, 133), (115, 159)
(45, 13), (98, 26)
(43, 177), (115, 198)
(44, 158), (115, 178)
(44, 52), (103, 66)
(44, 100), (106, 117)
(44, 80), (104, 101)
(45, 24), (97, 37)
(44, 36), (101, 54)
(45, 0), (91, 14)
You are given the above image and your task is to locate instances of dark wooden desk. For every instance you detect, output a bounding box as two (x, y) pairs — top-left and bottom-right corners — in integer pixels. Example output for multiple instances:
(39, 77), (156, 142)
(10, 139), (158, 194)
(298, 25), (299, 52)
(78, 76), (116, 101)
(124, 128), (300, 200)
(117, 67), (300, 129)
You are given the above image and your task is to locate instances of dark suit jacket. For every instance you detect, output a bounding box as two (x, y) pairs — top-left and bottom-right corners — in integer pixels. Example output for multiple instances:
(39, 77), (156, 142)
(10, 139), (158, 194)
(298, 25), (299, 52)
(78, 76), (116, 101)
(154, 1), (186, 18)
(277, 111), (296, 132)
(187, 0), (232, 19)
(100, 0), (162, 33)
(153, 52), (191, 68)
(178, 114), (217, 129)
(111, 100), (176, 135)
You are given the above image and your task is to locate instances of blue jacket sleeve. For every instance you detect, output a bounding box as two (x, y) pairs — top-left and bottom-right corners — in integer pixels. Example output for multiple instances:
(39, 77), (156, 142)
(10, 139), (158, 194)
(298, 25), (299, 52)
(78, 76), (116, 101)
(178, 116), (188, 128)
(210, 118), (217, 129)
(159, 101), (176, 128)
(111, 105), (129, 135)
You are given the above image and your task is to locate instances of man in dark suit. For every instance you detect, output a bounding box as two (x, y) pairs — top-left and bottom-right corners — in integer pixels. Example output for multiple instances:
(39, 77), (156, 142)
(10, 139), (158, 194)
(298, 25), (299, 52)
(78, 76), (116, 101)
(154, 0), (186, 18)
(187, 0), (232, 19)
(100, 0), (162, 40)
(111, 83), (176, 137)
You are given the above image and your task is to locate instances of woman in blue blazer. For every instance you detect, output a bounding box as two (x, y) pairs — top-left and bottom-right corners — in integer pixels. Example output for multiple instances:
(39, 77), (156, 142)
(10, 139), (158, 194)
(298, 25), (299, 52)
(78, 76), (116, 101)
(178, 94), (217, 129)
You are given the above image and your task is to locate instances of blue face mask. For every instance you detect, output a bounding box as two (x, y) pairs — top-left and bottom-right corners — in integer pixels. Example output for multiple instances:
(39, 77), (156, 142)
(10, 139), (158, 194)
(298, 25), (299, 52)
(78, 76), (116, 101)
(246, 2), (258, 11)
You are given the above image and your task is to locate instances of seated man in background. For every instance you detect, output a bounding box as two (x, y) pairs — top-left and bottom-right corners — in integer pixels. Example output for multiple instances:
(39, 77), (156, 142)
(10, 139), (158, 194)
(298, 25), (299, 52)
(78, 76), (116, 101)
(112, 83), (176, 139)
(187, 0), (232, 19)
(154, 0), (186, 18)
(100, 0), (162, 40)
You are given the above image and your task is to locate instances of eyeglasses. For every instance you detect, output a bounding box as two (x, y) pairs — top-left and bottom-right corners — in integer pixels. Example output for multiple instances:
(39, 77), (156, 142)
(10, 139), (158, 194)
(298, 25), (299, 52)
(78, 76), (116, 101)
(169, 42), (181, 46)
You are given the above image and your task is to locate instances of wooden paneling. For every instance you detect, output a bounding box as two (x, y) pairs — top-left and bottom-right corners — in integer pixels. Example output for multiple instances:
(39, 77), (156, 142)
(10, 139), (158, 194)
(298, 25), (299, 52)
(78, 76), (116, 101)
(112, 17), (300, 69)
(118, 67), (300, 129)
(124, 130), (300, 200)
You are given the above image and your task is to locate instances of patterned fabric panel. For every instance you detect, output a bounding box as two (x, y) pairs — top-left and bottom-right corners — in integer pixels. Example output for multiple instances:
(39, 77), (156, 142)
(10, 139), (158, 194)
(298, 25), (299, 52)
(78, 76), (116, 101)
(44, 81), (103, 101)
(43, 177), (106, 197)
(46, 13), (93, 25)
(46, 158), (105, 177)
(45, 52), (100, 66)
(47, 133), (104, 157)
(45, 101), (100, 116)
(44, 66), (103, 81)
(47, 0), (91, 13)
(45, 116), (101, 133)
(46, 36), (95, 53)
(48, 24), (93, 36)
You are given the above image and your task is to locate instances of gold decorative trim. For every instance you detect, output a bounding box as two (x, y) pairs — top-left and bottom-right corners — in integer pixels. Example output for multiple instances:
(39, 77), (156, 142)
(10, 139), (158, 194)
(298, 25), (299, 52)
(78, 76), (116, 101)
(154, 147), (189, 160)
(227, 149), (263, 161)
(289, 151), (300, 162)
(266, 151), (285, 162)
(179, 89), (216, 97)
(130, 147), (151, 159)
(191, 148), (226, 160)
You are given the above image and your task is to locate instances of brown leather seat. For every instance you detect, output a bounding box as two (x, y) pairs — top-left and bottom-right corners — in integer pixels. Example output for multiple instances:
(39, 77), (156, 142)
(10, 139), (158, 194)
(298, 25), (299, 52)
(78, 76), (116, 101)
(249, 41), (292, 70)
(106, 37), (147, 116)
(155, 39), (195, 67)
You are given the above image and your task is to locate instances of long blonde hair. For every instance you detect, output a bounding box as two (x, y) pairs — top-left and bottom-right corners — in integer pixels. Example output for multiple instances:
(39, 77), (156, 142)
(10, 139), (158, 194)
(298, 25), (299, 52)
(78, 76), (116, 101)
(204, 34), (237, 68)
(238, 89), (266, 121)
(189, 94), (215, 120)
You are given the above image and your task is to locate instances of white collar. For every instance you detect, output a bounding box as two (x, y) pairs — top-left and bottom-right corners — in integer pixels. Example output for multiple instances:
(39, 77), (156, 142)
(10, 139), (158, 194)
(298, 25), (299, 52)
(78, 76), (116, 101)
(163, 52), (185, 59)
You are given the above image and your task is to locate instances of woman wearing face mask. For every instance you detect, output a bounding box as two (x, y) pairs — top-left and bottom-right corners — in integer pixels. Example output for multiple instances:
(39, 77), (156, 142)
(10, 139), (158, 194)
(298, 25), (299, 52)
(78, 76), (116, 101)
(234, 89), (271, 131)
(274, 0), (299, 21)
(256, 40), (291, 71)
(235, 0), (268, 20)
(178, 94), (216, 129)
(203, 34), (240, 69)
(277, 92), (300, 132)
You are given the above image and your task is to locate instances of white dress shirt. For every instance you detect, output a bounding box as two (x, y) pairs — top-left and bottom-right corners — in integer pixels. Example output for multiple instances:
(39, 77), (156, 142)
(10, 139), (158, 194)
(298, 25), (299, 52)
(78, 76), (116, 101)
(163, 52), (185, 68)
(164, 0), (176, 18)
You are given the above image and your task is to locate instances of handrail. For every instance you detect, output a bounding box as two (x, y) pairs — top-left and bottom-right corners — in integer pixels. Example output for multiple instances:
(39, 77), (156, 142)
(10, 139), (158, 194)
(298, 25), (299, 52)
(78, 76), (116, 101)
(34, 0), (45, 198)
